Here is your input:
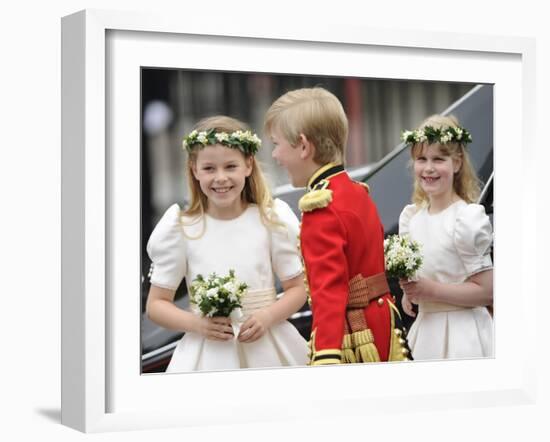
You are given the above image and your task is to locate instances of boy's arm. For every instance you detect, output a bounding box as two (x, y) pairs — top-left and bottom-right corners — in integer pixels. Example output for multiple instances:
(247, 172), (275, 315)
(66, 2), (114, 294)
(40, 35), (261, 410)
(301, 208), (349, 365)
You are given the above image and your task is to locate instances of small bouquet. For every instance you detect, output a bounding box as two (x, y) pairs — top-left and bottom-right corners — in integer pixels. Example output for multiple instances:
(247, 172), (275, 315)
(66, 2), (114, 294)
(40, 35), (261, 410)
(189, 269), (247, 317)
(189, 270), (248, 337)
(384, 234), (423, 280)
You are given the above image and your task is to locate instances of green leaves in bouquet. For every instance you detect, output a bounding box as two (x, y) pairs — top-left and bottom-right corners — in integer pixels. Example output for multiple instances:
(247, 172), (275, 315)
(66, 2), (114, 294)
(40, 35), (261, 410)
(384, 234), (423, 280)
(189, 269), (248, 317)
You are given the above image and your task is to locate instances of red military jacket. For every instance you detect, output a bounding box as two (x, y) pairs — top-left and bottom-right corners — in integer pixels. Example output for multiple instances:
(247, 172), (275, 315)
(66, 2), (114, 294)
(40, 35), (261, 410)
(299, 163), (409, 365)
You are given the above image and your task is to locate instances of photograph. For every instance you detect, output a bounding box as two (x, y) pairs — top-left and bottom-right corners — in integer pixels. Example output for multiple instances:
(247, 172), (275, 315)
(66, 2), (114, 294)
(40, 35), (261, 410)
(140, 68), (494, 374)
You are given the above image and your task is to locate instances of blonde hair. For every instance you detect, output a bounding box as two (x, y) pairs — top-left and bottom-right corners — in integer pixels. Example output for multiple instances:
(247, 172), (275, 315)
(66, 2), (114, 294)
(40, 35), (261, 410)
(410, 114), (481, 205)
(182, 115), (279, 235)
(264, 87), (348, 165)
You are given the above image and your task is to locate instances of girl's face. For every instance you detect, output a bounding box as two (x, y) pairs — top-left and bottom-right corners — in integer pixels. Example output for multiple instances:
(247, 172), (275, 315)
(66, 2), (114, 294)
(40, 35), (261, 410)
(413, 143), (461, 202)
(192, 144), (253, 218)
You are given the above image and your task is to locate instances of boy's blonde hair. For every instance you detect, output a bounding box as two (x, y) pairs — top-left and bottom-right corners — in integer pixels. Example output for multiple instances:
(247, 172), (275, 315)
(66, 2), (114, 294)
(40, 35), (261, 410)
(264, 87), (348, 165)
(183, 115), (278, 232)
(410, 114), (481, 205)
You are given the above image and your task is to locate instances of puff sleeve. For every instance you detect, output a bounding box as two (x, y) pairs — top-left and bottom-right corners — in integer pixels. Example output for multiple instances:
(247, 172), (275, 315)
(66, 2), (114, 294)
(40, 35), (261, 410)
(270, 199), (303, 281)
(398, 204), (418, 236)
(146, 204), (187, 290)
(454, 203), (493, 277)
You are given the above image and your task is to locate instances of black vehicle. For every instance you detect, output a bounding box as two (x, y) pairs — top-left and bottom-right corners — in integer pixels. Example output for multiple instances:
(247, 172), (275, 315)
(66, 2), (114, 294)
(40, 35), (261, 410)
(141, 84), (493, 373)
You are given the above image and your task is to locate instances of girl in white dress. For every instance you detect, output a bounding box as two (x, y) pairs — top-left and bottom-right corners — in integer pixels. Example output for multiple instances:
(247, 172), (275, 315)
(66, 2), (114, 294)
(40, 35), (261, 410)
(146, 115), (309, 372)
(398, 114), (493, 360)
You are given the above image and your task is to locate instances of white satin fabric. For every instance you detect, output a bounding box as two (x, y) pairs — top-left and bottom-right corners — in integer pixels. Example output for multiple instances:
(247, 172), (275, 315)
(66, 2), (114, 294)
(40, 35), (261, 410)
(147, 199), (308, 372)
(169, 287), (307, 372)
(399, 200), (494, 360)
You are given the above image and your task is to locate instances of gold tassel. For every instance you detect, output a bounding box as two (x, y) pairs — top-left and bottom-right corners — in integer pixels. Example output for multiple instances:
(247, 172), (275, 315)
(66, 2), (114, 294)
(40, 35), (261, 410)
(341, 334), (357, 363)
(356, 343), (381, 363)
(352, 329), (380, 363)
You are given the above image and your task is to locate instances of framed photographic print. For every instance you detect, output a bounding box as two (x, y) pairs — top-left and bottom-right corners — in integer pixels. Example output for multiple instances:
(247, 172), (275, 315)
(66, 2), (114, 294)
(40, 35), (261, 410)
(61, 9), (536, 433)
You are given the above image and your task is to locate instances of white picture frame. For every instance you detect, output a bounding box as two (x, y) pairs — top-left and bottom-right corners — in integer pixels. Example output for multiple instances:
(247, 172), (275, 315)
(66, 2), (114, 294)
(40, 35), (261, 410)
(61, 9), (537, 433)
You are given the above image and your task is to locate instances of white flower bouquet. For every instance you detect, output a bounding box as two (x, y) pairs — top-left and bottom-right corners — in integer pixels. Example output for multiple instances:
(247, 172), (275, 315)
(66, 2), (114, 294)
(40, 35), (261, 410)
(189, 269), (248, 318)
(384, 234), (423, 280)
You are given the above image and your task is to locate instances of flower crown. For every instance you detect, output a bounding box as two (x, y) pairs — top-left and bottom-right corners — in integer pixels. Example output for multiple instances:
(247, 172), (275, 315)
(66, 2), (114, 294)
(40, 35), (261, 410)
(401, 125), (472, 147)
(182, 128), (262, 155)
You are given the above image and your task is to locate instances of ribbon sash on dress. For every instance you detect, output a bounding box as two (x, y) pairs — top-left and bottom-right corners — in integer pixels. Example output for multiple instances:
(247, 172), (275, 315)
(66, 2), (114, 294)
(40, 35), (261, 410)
(229, 287), (277, 337)
(190, 287), (278, 338)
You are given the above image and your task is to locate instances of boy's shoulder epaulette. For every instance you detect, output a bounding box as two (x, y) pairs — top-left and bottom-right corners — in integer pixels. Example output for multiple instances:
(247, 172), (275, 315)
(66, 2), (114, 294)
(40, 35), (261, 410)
(355, 181), (370, 193)
(299, 179), (333, 212)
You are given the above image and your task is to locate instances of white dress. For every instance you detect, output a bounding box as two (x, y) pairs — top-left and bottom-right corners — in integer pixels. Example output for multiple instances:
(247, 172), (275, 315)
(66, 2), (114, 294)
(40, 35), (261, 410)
(147, 199), (309, 372)
(399, 200), (493, 360)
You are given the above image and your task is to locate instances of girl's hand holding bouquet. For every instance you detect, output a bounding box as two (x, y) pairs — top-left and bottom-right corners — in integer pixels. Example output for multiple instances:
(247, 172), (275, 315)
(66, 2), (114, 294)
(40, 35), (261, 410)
(384, 234), (423, 317)
(189, 270), (248, 340)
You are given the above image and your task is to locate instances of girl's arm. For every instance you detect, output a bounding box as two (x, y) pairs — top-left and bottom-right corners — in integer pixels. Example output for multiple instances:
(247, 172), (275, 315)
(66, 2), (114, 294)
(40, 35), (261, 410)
(400, 269), (493, 308)
(146, 285), (234, 341)
(238, 274), (307, 343)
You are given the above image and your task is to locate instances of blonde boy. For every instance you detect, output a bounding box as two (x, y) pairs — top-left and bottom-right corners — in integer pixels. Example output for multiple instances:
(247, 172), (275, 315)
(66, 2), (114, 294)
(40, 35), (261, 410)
(265, 87), (410, 365)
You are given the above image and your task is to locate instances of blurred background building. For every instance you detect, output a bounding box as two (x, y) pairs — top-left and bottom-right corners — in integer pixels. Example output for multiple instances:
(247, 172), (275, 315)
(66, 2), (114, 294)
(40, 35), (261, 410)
(142, 68), (474, 226)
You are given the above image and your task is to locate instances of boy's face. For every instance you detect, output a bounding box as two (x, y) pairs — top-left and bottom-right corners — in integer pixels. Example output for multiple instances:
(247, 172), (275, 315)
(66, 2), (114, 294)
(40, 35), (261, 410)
(270, 129), (309, 187)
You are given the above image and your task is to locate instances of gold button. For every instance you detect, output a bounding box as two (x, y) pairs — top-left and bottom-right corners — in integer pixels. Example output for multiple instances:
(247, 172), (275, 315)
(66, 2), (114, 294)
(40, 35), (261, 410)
(401, 348), (409, 355)
(394, 328), (402, 336)
(399, 338), (406, 345)
(377, 298), (384, 306)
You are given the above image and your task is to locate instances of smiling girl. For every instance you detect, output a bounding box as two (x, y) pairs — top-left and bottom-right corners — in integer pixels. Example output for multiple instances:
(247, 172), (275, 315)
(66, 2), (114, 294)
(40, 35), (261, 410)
(146, 115), (308, 372)
(397, 114), (493, 360)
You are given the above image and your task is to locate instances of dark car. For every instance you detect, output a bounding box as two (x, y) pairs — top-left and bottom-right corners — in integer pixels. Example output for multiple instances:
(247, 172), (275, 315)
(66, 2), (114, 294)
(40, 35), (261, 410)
(141, 84), (493, 373)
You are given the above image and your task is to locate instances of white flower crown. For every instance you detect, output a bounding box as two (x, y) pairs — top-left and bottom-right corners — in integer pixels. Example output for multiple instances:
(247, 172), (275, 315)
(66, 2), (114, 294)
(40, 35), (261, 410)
(401, 125), (472, 146)
(182, 128), (262, 155)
